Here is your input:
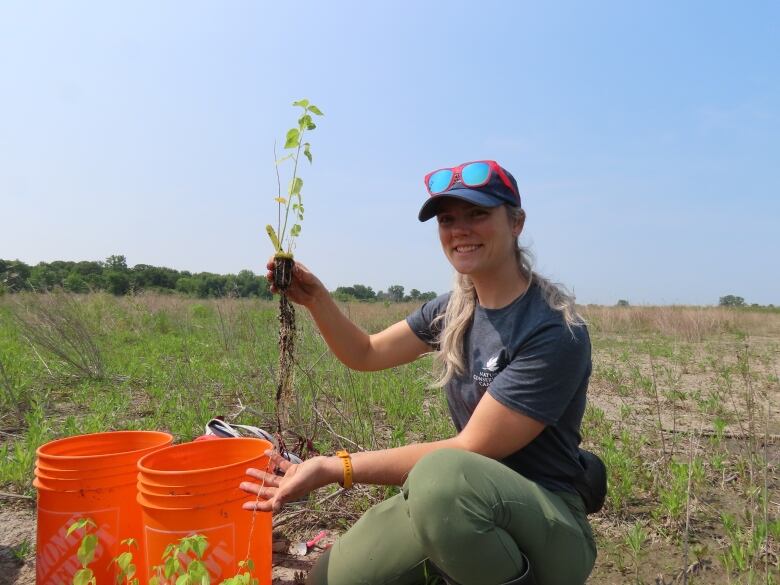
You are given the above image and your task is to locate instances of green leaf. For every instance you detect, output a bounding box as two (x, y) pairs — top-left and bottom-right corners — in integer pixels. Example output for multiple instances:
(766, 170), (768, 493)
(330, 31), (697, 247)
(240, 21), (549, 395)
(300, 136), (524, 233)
(308, 105), (324, 116)
(176, 574), (190, 585)
(116, 551), (133, 571)
(126, 564), (136, 579)
(164, 557), (177, 578)
(149, 576), (160, 585)
(275, 153), (294, 166)
(274, 197), (287, 204)
(292, 99), (309, 108)
(288, 177), (303, 196)
(298, 114), (312, 128)
(121, 538), (138, 549)
(77, 534), (97, 567)
(74, 568), (94, 585)
(303, 143), (312, 163)
(284, 128), (300, 149)
(290, 224), (301, 237)
(266, 225), (281, 252)
(191, 536), (208, 559)
(67, 518), (96, 537)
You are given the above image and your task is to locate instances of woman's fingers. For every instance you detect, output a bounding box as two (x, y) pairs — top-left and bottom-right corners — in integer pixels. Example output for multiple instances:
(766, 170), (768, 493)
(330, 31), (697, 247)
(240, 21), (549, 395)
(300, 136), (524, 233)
(242, 497), (274, 512)
(266, 449), (294, 473)
(246, 466), (280, 483)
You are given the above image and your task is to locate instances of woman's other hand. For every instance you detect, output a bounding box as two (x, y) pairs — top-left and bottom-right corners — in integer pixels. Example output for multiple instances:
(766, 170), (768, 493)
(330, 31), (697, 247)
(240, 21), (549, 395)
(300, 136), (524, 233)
(266, 258), (326, 308)
(240, 450), (339, 513)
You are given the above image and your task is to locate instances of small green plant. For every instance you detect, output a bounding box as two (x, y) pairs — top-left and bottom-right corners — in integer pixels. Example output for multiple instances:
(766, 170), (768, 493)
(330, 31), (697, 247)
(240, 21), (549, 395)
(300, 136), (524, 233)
(265, 99), (324, 261)
(10, 536), (32, 563)
(149, 534), (210, 585)
(219, 560), (259, 585)
(625, 521), (647, 584)
(113, 538), (139, 585)
(67, 518), (98, 585)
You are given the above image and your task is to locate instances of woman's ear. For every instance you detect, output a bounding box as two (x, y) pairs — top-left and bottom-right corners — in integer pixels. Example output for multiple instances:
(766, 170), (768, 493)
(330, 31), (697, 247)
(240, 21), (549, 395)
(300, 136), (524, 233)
(512, 209), (526, 238)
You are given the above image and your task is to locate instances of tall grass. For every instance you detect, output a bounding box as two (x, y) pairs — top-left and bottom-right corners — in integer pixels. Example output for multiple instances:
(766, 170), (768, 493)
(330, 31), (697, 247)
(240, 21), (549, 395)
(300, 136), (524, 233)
(0, 293), (777, 583)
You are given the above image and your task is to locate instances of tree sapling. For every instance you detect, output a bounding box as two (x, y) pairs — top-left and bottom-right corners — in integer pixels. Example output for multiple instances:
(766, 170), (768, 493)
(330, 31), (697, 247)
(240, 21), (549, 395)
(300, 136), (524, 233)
(265, 99), (324, 443)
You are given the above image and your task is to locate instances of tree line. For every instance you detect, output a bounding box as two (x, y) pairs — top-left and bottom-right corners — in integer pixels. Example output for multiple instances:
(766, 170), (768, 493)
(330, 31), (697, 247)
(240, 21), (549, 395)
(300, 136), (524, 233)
(0, 256), (437, 302)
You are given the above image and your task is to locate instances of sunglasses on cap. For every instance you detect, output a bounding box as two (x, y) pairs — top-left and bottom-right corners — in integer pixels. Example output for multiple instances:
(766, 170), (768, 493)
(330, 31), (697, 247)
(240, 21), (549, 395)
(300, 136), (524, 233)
(424, 160), (520, 198)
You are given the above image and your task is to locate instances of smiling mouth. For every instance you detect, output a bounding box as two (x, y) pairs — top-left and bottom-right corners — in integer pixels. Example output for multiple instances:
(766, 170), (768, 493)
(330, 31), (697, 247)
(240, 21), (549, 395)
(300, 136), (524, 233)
(454, 244), (482, 253)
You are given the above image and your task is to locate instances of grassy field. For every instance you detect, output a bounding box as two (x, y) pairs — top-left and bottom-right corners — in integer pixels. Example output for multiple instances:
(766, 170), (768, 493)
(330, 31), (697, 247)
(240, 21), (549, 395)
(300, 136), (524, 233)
(0, 292), (778, 584)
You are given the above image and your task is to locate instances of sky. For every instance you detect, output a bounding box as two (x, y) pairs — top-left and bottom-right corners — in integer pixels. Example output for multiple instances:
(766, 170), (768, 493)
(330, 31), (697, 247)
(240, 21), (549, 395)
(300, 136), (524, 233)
(1, 1), (778, 305)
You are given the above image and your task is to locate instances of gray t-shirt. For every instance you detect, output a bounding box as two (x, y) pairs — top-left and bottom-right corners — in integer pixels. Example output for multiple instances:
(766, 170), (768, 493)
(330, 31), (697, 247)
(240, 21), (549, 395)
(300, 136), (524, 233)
(406, 283), (591, 494)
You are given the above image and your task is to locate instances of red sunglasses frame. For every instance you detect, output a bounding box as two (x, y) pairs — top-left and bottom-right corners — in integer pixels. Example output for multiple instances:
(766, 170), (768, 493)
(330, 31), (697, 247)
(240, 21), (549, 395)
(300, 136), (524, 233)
(424, 160), (519, 198)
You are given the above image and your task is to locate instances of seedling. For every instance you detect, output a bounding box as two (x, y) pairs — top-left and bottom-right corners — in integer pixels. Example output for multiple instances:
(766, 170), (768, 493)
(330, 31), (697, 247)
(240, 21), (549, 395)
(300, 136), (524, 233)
(264, 99), (323, 444)
(67, 517), (98, 585)
(113, 538), (139, 585)
(266, 99), (324, 290)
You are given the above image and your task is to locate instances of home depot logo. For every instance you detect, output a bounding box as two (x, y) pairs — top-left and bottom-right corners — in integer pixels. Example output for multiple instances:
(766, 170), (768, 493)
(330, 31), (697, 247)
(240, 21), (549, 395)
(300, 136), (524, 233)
(36, 509), (118, 584)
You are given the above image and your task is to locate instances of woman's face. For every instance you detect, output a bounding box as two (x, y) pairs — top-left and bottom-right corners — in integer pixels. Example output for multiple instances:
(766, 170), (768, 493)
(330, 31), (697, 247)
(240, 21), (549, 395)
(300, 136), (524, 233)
(435, 200), (523, 278)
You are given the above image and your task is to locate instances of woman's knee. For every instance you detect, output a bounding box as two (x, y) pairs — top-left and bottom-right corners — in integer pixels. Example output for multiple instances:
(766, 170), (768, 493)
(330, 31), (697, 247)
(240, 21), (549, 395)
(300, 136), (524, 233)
(405, 449), (485, 540)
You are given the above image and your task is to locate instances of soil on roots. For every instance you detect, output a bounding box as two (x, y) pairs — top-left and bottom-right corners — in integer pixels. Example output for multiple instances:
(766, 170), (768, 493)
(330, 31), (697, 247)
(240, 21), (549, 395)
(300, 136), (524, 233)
(275, 293), (296, 444)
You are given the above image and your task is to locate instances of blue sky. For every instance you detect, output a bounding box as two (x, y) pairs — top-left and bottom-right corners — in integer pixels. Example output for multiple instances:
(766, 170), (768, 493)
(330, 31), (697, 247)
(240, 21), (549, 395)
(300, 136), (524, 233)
(1, 1), (778, 305)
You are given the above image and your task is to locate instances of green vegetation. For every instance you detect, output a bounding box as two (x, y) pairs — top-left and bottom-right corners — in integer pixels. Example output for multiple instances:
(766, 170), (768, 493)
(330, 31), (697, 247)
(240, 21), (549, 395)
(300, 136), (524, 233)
(1, 295), (777, 584)
(265, 99), (324, 257)
(0, 257), (435, 303)
(66, 518), (259, 585)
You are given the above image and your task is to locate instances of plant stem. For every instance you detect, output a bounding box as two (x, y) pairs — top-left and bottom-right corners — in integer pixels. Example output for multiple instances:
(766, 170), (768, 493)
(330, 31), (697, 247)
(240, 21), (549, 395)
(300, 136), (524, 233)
(280, 123), (307, 253)
(274, 141), (282, 252)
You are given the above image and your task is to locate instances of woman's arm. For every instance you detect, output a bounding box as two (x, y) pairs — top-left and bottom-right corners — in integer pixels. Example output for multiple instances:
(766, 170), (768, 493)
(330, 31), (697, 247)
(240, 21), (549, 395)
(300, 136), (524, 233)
(242, 393), (545, 512)
(267, 259), (431, 371)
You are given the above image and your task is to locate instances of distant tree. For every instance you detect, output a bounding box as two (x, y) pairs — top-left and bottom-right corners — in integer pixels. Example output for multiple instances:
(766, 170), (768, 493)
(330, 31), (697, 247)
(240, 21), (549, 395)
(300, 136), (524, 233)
(409, 289), (421, 301)
(419, 291), (437, 302)
(6, 260), (32, 291)
(106, 271), (130, 295)
(175, 276), (198, 295)
(719, 295), (746, 307)
(351, 284), (376, 301)
(64, 272), (88, 293)
(105, 255), (128, 272)
(29, 263), (60, 291)
(616, 299), (630, 307)
(387, 284), (405, 302)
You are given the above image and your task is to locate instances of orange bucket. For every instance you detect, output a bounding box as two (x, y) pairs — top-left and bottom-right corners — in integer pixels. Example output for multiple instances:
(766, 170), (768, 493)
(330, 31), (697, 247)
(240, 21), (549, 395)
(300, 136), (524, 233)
(137, 438), (273, 585)
(35, 431), (173, 585)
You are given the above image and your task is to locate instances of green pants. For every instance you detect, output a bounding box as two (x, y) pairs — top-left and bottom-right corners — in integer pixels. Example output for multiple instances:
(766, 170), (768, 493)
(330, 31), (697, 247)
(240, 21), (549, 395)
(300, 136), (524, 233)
(308, 449), (596, 585)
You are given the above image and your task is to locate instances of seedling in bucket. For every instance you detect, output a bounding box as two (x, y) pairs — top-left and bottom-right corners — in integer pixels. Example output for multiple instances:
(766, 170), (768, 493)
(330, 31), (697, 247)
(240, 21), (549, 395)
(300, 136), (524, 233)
(266, 99), (324, 290)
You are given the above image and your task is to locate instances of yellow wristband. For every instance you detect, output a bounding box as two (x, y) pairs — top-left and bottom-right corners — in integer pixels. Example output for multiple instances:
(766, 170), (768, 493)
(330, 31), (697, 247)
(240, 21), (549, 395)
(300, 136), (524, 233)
(336, 450), (353, 489)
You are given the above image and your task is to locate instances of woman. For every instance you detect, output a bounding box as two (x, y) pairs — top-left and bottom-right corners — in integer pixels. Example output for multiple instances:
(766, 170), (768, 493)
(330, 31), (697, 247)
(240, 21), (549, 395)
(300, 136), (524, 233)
(241, 160), (596, 585)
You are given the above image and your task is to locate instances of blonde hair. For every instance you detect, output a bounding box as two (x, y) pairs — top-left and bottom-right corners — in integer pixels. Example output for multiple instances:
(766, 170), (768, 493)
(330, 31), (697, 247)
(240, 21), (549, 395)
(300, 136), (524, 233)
(432, 206), (583, 387)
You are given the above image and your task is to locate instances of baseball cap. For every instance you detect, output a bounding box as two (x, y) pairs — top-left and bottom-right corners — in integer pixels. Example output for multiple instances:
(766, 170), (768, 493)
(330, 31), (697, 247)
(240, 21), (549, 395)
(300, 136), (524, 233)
(418, 160), (521, 222)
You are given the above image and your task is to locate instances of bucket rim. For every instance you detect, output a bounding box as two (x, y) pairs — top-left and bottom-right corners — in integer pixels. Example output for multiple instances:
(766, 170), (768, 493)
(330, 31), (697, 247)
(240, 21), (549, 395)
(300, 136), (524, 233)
(36, 430), (173, 463)
(136, 489), (254, 511)
(137, 437), (272, 477)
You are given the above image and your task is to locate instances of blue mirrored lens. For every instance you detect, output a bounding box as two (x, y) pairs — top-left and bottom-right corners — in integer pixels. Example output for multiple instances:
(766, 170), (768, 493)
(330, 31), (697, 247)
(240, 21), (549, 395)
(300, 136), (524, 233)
(461, 162), (490, 187)
(428, 169), (453, 194)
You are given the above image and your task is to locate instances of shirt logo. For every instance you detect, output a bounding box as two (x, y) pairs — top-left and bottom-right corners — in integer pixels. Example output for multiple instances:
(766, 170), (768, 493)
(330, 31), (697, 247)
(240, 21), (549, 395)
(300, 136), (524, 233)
(473, 350), (508, 387)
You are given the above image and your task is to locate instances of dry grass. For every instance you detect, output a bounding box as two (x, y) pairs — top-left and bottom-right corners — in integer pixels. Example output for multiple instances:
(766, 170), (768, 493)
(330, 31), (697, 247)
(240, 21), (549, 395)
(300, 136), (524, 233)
(581, 305), (780, 341)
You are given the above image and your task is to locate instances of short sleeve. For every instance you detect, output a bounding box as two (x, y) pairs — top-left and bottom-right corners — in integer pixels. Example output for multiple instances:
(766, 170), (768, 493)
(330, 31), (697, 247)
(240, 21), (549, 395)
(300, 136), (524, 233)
(405, 293), (450, 348)
(487, 322), (591, 425)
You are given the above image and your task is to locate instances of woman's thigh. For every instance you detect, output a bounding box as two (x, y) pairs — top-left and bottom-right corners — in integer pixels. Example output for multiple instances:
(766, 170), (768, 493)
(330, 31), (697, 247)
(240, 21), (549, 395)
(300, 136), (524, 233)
(404, 449), (596, 585)
(308, 448), (596, 585)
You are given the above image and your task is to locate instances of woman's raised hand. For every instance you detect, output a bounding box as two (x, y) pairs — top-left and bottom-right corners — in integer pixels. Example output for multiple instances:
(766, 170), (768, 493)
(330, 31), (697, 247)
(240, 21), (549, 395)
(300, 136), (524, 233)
(265, 258), (326, 308)
(240, 451), (335, 513)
